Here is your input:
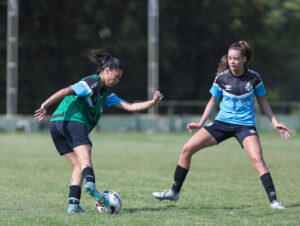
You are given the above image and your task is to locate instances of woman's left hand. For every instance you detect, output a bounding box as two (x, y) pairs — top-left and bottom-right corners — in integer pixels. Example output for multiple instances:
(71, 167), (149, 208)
(153, 91), (164, 104)
(34, 103), (48, 121)
(274, 123), (291, 140)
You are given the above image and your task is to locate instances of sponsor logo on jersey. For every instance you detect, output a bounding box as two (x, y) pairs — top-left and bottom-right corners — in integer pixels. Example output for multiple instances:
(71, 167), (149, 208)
(52, 112), (65, 118)
(90, 81), (98, 89)
(223, 100), (252, 107)
(245, 81), (253, 92)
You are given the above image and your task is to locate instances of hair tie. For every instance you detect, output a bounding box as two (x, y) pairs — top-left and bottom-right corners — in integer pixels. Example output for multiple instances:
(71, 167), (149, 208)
(239, 41), (245, 48)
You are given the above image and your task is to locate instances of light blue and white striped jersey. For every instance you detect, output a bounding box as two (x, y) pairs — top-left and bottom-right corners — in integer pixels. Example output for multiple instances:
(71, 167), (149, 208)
(210, 68), (266, 126)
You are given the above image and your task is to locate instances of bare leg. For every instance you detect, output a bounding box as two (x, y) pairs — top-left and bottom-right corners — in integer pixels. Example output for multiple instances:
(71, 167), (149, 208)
(65, 151), (85, 213)
(153, 128), (217, 200)
(173, 128), (217, 193)
(73, 144), (93, 172)
(178, 128), (218, 169)
(243, 135), (268, 176)
(65, 152), (82, 186)
(72, 144), (108, 207)
(243, 135), (282, 207)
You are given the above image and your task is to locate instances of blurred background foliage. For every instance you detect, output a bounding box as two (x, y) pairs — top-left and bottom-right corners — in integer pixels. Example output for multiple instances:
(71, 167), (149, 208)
(0, 0), (300, 114)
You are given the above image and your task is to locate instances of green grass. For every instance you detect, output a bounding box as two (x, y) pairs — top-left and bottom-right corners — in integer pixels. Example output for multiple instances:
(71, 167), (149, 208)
(0, 132), (299, 225)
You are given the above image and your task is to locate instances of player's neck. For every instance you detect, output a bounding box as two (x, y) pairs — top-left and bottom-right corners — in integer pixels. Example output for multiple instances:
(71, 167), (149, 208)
(99, 74), (106, 88)
(231, 68), (245, 77)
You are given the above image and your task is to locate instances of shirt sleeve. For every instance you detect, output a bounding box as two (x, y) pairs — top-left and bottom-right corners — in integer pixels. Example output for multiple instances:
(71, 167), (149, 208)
(209, 80), (222, 98)
(105, 93), (125, 107)
(254, 82), (266, 97)
(209, 75), (222, 98)
(210, 84), (222, 98)
(71, 81), (93, 97)
(254, 74), (266, 97)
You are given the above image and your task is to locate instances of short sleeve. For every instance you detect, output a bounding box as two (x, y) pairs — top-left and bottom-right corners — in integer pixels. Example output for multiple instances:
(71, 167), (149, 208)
(254, 82), (266, 97)
(105, 93), (125, 107)
(253, 73), (266, 97)
(71, 81), (92, 97)
(210, 83), (222, 98)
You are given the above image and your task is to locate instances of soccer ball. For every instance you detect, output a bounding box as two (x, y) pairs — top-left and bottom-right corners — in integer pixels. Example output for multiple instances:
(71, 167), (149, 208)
(96, 190), (122, 214)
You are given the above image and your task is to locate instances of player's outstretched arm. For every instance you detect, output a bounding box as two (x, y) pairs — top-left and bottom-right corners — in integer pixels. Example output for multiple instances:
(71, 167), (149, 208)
(114, 91), (163, 112)
(187, 96), (217, 133)
(34, 87), (75, 121)
(257, 95), (291, 140)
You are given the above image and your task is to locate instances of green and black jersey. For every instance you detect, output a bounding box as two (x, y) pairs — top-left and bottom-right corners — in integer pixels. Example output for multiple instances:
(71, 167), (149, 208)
(51, 75), (124, 132)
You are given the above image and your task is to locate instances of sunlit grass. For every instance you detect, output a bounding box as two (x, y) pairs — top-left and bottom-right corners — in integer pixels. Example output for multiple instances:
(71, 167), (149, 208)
(0, 132), (299, 225)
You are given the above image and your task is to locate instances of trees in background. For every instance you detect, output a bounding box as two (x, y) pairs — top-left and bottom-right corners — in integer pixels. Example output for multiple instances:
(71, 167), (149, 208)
(0, 0), (299, 114)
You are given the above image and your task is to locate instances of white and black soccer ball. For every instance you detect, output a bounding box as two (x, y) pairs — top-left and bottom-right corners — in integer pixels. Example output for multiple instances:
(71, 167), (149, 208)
(96, 190), (122, 214)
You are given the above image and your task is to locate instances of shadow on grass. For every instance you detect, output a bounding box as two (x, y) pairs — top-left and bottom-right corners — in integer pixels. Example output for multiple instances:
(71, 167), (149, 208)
(122, 204), (249, 213)
(122, 203), (300, 214)
(123, 205), (176, 213)
(286, 203), (300, 208)
(179, 205), (250, 210)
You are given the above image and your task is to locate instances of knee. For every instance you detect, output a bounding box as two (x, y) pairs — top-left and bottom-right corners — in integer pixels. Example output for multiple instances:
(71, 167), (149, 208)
(181, 143), (194, 158)
(251, 157), (265, 169)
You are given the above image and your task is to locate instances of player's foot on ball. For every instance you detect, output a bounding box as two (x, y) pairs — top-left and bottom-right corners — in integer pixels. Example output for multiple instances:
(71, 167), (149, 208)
(152, 189), (180, 201)
(84, 182), (109, 207)
(270, 200), (286, 209)
(67, 204), (85, 214)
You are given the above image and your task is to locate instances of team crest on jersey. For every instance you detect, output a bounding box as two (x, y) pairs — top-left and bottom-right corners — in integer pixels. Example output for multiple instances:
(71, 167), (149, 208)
(245, 81), (253, 92)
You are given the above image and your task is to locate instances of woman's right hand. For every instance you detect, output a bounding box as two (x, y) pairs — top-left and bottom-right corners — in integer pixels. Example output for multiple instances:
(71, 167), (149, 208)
(187, 122), (202, 133)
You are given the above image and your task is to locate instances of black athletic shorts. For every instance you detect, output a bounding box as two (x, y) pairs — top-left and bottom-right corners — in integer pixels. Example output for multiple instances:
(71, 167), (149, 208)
(203, 120), (258, 148)
(50, 121), (92, 156)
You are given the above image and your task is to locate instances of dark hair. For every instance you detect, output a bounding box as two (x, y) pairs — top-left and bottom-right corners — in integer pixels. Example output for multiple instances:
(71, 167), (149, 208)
(90, 49), (123, 74)
(216, 40), (253, 74)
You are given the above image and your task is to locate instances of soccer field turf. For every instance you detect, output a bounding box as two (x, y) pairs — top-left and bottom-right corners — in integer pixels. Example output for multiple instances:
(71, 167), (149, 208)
(0, 132), (299, 225)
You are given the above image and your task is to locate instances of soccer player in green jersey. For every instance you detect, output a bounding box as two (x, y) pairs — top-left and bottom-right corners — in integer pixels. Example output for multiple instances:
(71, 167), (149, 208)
(34, 49), (163, 214)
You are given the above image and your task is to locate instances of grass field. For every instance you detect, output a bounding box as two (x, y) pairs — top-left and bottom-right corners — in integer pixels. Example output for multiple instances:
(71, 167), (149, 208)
(0, 131), (299, 225)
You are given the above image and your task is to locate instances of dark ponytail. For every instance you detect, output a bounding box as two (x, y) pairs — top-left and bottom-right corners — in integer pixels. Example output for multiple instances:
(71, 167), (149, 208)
(216, 40), (253, 75)
(237, 40), (253, 65)
(90, 49), (123, 74)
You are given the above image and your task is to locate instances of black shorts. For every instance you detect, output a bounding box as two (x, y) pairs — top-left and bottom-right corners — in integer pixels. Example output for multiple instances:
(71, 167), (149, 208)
(203, 120), (258, 148)
(50, 121), (92, 156)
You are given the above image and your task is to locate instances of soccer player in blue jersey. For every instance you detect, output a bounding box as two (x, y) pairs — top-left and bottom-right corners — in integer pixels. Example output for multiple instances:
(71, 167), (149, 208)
(34, 49), (163, 214)
(153, 41), (291, 209)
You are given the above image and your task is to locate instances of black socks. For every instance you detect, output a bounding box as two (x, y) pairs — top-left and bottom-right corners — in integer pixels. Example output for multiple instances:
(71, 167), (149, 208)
(171, 165), (189, 194)
(260, 172), (277, 203)
(69, 166), (96, 205)
(82, 167), (95, 183)
(69, 185), (81, 205)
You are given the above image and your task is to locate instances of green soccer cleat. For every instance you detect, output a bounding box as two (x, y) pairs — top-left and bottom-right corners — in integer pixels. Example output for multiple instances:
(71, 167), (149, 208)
(84, 182), (109, 207)
(67, 204), (85, 214)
